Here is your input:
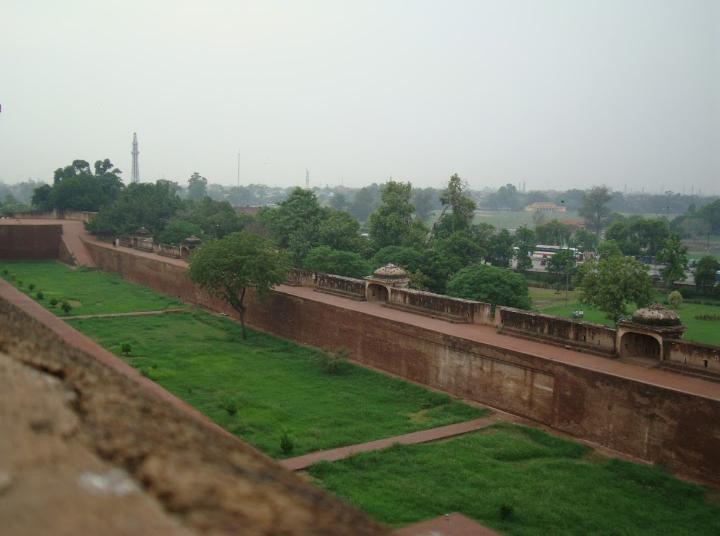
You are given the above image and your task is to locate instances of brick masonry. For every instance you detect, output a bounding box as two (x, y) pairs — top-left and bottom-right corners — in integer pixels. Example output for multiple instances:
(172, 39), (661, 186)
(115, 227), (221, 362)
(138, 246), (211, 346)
(81, 240), (720, 486)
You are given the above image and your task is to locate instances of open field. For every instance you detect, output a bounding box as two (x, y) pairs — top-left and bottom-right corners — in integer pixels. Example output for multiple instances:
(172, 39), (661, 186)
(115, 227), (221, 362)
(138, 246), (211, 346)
(73, 312), (483, 457)
(529, 286), (720, 346)
(0, 262), (484, 457)
(309, 423), (720, 535)
(0, 261), (181, 315)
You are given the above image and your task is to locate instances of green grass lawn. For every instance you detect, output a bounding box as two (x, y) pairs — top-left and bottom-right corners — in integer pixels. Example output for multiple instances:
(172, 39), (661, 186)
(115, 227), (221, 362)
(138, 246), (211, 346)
(71, 312), (484, 457)
(309, 423), (720, 535)
(0, 261), (181, 315)
(529, 287), (720, 346)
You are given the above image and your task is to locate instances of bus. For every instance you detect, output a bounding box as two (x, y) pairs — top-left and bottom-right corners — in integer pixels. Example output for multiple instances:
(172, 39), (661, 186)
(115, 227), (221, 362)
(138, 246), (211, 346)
(531, 245), (582, 262)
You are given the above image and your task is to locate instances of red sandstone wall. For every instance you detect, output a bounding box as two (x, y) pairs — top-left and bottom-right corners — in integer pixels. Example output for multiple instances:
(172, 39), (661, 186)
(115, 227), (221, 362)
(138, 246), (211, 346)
(0, 225), (62, 260)
(666, 340), (720, 373)
(498, 307), (617, 355)
(84, 241), (720, 485)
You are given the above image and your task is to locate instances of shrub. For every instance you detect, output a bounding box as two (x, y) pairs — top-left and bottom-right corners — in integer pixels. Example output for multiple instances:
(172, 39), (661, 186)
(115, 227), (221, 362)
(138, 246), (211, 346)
(694, 313), (720, 321)
(280, 429), (295, 455)
(36, 291), (44, 300)
(17, 280), (22, 287)
(1, 269), (8, 276)
(319, 347), (349, 374)
(219, 395), (239, 415)
(60, 301), (72, 314)
(49, 298), (58, 307)
(121, 343), (132, 356)
(668, 290), (683, 309)
(499, 503), (515, 520)
(28, 283), (35, 291)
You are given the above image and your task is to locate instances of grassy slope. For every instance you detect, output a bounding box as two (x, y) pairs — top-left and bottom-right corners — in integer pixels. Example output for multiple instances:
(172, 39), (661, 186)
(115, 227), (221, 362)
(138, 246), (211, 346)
(529, 287), (720, 346)
(0, 260), (181, 315)
(72, 312), (484, 457)
(309, 423), (720, 535)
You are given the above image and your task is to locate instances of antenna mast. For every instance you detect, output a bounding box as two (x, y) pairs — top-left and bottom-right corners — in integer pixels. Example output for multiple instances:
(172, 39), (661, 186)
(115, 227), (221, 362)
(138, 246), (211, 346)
(131, 132), (140, 183)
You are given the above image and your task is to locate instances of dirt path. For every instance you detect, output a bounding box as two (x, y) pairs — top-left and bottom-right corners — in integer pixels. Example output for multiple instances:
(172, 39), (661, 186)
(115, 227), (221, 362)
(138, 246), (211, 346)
(63, 308), (189, 320)
(279, 416), (498, 471)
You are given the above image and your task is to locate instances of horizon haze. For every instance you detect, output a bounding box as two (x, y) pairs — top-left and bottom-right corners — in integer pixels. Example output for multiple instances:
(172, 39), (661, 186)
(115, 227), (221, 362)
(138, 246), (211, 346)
(1, 0), (718, 193)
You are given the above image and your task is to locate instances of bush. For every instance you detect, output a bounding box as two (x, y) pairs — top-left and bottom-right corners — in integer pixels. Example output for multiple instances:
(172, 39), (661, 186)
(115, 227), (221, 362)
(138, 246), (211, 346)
(668, 290), (683, 309)
(28, 283), (35, 291)
(219, 395), (239, 415)
(121, 343), (132, 356)
(60, 301), (72, 314)
(694, 313), (720, 321)
(1, 269), (8, 276)
(499, 503), (515, 520)
(49, 298), (58, 307)
(319, 347), (349, 374)
(447, 264), (532, 309)
(36, 291), (44, 300)
(280, 429), (295, 455)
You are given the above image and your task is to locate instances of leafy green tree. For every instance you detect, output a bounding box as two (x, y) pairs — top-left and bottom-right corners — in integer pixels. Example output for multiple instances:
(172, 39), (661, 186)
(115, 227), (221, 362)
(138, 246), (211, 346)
(175, 197), (247, 239)
(435, 231), (484, 272)
(188, 231), (290, 338)
(597, 239), (623, 258)
(372, 246), (425, 273)
(656, 234), (688, 288)
(546, 249), (576, 290)
(156, 219), (204, 244)
(259, 188), (325, 265)
(317, 210), (366, 253)
(87, 180), (182, 236)
(303, 246), (371, 278)
(41, 158), (123, 213)
(535, 220), (572, 246)
(571, 228), (598, 253)
(434, 174), (476, 238)
(329, 192), (348, 211)
(605, 216), (669, 257)
(694, 255), (720, 292)
(411, 187), (437, 222)
(579, 186), (612, 239)
(31, 184), (53, 212)
(513, 226), (535, 272)
(348, 185), (378, 222)
(447, 264), (531, 309)
(187, 172), (208, 201)
(368, 180), (420, 249)
(487, 229), (514, 268)
(578, 255), (653, 323)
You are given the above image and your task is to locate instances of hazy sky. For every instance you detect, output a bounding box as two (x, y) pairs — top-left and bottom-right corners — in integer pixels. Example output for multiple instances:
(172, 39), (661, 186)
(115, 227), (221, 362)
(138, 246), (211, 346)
(1, 0), (718, 192)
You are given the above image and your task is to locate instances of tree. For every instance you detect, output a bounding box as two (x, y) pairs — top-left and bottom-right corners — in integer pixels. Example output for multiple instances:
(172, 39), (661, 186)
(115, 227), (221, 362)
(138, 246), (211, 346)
(31, 184), (53, 212)
(187, 172), (208, 201)
(188, 232), (290, 338)
(303, 246), (371, 278)
(368, 180), (419, 249)
(41, 158), (123, 213)
(447, 264), (531, 309)
(535, 220), (572, 246)
(656, 234), (688, 288)
(317, 210), (366, 253)
(578, 255), (653, 323)
(514, 226), (535, 272)
(411, 187), (437, 222)
(87, 180), (182, 237)
(695, 255), (720, 292)
(546, 249), (576, 291)
(348, 186), (377, 222)
(329, 192), (348, 211)
(487, 229), (514, 268)
(434, 174), (476, 238)
(579, 186), (612, 239)
(259, 188), (325, 265)
(571, 228), (598, 253)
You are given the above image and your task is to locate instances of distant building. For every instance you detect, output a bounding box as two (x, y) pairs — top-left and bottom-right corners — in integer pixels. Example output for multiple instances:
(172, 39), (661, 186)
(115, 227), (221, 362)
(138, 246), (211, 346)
(524, 202), (566, 213)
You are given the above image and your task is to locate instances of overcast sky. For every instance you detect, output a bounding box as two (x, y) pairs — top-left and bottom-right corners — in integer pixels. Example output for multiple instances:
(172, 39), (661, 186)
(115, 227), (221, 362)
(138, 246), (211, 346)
(1, 0), (718, 193)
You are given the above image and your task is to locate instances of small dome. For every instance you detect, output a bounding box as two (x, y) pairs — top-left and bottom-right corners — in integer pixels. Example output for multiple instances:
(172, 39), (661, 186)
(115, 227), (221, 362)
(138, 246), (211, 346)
(183, 235), (201, 245)
(373, 263), (407, 279)
(632, 303), (681, 326)
(135, 226), (151, 236)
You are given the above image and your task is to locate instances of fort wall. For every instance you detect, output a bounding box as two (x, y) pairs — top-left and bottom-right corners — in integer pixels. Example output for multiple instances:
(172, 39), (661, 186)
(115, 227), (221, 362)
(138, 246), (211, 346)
(83, 240), (720, 485)
(0, 224), (62, 260)
(498, 307), (617, 355)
